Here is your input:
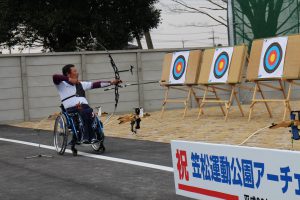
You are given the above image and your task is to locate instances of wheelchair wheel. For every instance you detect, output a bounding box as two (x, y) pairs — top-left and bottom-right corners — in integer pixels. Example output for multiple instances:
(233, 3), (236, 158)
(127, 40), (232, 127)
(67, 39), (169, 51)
(91, 136), (105, 152)
(53, 114), (68, 155)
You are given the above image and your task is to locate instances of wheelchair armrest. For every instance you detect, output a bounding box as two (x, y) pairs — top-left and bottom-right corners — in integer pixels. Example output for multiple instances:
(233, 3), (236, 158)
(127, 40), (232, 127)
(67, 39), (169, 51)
(60, 105), (78, 117)
(60, 104), (66, 112)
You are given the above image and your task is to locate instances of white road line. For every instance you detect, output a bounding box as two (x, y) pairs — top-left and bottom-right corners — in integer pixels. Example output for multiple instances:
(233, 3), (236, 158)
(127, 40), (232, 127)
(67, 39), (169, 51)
(0, 137), (174, 172)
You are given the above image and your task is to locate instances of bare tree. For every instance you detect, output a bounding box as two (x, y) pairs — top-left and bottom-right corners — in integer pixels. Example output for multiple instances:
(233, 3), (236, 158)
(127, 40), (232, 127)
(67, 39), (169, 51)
(171, 0), (300, 44)
(170, 0), (228, 27)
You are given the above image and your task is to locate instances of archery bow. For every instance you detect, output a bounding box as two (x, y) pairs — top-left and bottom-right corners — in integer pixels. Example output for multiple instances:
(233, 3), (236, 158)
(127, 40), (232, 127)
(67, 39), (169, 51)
(90, 33), (121, 124)
(89, 33), (164, 123)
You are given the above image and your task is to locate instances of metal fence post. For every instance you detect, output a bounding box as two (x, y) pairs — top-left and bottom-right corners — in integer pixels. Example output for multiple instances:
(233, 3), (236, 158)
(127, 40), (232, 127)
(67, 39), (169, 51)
(136, 52), (144, 108)
(20, 56), (30, 121)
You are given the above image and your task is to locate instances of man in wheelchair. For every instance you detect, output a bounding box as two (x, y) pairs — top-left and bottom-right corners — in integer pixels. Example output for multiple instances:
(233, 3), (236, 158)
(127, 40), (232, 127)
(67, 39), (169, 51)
(53, 64), (121, 154)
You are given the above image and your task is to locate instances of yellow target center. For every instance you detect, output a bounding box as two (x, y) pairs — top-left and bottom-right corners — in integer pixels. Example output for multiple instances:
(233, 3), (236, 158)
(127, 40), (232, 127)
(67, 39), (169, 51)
(219, 62), (224, 70)
(270, 53), (276, 63)
(177, 64), (182, 72)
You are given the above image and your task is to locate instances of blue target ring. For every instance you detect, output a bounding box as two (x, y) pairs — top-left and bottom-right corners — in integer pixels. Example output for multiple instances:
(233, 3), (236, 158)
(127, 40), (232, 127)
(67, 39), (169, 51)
(213, 52), (229, 79)
(263, 42), (282, 73)
(172, 55), (186, 80)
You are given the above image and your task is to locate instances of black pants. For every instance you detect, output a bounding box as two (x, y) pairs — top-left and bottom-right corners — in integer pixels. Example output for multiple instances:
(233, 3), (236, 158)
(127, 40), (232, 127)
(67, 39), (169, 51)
(67, 104), (95, 141)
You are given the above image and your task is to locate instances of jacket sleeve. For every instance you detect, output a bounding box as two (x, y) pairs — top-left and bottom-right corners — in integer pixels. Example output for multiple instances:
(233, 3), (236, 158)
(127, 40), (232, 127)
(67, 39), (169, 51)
(53, 74), (68, 85)
(91, 81), (111, 89)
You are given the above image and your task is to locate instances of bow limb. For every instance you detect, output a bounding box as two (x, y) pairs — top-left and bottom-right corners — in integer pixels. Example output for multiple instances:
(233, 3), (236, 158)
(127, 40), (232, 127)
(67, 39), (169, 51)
(90, 33), (120, 124)
(107, 53), (120, 112)
(103, 53), (120, 125)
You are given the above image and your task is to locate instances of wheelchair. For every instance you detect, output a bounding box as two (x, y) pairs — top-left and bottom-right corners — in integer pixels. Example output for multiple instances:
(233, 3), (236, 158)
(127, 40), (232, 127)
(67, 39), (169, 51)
(53, 105), (105, 155)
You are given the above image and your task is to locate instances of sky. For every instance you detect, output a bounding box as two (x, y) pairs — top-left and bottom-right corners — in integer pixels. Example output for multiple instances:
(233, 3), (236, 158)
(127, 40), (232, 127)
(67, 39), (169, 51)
(134, 0), (229, 49)
(2, 0), (229, 54)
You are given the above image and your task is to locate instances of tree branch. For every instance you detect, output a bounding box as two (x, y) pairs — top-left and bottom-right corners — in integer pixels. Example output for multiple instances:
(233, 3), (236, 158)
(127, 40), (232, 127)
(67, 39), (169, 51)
(236, 0), (255, 31)
(233, 12), (252, 29)
(207, 0), (226, 10)
(219, 15), (227, 22)
(171, 0), (227, 27)
(235, 29), (252, 42)
(281, 0), (296, 12)
(194, 6), (225, 11)
(277, 6), (298, 31)
(276, 23), (300, 35)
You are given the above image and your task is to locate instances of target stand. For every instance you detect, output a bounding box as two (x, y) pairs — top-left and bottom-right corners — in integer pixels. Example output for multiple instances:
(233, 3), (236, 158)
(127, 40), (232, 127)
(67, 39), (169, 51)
(196, 84), (244, 121)
(248, 79), (293, 121)
(196, 45), (247, 121)
(160, 50), (203, 118)
(161, 85), (200, 118)
(247, 35), (300, 121)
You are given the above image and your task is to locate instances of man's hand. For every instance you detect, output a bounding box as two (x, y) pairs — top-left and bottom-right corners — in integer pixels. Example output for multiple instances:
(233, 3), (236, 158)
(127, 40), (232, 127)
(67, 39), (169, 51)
(110, 79), (122, 85)
(69, 77), (79, 84)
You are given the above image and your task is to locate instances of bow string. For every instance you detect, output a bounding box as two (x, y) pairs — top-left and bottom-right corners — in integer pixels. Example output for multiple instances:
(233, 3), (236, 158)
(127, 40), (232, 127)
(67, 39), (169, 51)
(90, 33), (121, 124)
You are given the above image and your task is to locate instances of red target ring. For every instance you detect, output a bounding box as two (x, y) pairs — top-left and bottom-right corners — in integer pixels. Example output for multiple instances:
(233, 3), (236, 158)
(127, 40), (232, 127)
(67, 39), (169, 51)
(213, 52), (229, 79)
(263, 42), (282, 73)
(172, 55), (186, 80)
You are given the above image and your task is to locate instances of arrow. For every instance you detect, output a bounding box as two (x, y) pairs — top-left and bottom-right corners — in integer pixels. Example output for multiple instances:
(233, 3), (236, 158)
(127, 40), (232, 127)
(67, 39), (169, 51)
(104, 80), (163, 91)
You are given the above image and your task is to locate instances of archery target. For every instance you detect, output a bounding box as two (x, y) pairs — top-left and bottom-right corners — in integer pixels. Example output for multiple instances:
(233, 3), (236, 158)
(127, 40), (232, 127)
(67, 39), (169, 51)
(172, 55), (186, 80)
(208, 47), (234, 83)
(258, 37), (288, 78)
(169, 51), (190, 84)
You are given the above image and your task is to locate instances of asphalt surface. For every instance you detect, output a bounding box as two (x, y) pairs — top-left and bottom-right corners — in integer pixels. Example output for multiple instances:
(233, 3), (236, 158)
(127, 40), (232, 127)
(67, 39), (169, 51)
(0, 125), (191, 200)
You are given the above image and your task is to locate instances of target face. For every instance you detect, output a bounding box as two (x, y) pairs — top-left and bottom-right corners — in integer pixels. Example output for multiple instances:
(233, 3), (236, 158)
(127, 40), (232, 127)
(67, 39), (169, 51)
(169, 51), (190, 84)
(263, 42), (282, 73)
(258, 37), (288, 79)
(172, 55), (186, 80)
(208, 47), (234, 83)
(213, 52), (229, 79)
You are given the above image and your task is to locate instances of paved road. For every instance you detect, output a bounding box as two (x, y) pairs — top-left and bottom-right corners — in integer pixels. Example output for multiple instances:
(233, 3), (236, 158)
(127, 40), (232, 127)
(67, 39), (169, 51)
(0, 125), (191, 200)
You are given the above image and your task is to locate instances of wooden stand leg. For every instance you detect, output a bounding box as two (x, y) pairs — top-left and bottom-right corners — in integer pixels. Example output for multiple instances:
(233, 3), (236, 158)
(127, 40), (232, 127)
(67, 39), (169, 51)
(233, 85), (244, 117)
(279, 80), (287, 99)
(248, 83), (258, 122)
(257, 82), (272, 118)
(212, 86), (225, 116)
(283, 81), (292, 120)
(286, 82), (292, 112)
(183, 87), (192, 118)
(191, 87), (201, 108)
(161, 87), (169, 118)
(224, 85), (235, 121)
(197, 86), (208, 119)
(248, 80), (293, 121)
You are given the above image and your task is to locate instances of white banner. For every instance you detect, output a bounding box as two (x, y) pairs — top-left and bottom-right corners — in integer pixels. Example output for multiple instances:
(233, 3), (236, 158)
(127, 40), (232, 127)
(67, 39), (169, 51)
(208, 47), (234, 83)
(258, 37), (288, 79)
(169, 51), (190, 84)
(171, 140), (300, 200)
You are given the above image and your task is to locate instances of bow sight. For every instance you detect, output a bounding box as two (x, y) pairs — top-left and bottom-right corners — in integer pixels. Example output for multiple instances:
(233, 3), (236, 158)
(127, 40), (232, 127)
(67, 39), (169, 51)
(118, 65), (134, 75)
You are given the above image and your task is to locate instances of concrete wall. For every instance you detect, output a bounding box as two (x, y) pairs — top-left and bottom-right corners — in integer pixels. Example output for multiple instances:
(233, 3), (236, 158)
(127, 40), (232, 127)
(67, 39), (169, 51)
(0, 49), (299, 123)
(0, 49), (203, 122)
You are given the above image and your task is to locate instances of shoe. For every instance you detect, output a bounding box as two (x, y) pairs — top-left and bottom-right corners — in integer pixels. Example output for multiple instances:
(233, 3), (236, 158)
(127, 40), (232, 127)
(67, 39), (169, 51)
(71, 146), (78, 156)
(91, 138), (99, 144)
(81, 139), (90, 144)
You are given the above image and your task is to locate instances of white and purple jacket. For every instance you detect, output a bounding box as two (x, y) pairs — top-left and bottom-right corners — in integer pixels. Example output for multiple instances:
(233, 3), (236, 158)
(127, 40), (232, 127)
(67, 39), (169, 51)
(53, 74), (111, 109)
